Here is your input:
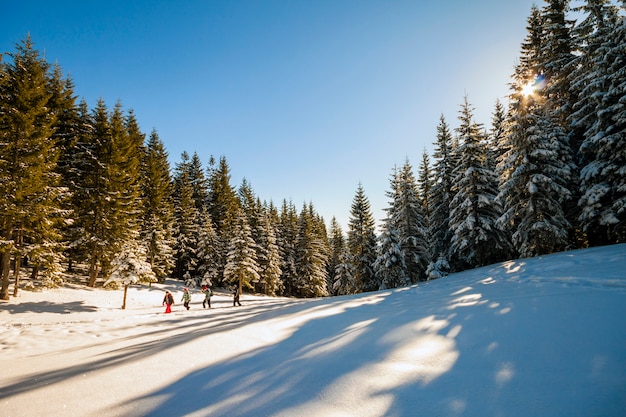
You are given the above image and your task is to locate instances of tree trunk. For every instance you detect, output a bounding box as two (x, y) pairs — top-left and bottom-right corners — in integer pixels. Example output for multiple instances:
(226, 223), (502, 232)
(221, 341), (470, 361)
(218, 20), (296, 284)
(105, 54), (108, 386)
(88, 256), (99, 288)
(30, 265), (39, 281)
(0, 250), (11, 300)
(122, 284), (128, 309)
(12, 253), (21, 297)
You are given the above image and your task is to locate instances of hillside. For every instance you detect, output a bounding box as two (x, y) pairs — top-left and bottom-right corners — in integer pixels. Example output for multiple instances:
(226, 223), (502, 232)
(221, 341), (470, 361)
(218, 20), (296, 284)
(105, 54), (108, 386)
(1, 244), (625, 417)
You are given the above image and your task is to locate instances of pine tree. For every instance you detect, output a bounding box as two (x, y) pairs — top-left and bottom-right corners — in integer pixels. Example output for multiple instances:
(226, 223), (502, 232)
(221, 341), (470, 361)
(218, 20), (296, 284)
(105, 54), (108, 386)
(256, 209), (283, 296)
(386, 160), (430, 283)
(327, 217), (346, 295)
(72, 98), (114, 287)
(172, 155), (199, 279)
(295, 203), (329, 297)
(195, 208), (220, 287)
(105, 240), (156, 309)
(498, 88), (574, 257)
(224, 207), (260, 294)
(374, 224), (408, 290)
(0, 37), (63, 297)
(332, 250), (358, 296)
(141, 130), (175, 280)
(573, 0), (626, 244)
(347, 184), (379, 292)
(449, 97), (510, 269)
(417, 151), (433, 239)
(207, 156), (240, 284)
(277, 200), (299, 296)
(428, 115), (455, 268)
(189, 152), (209, 210)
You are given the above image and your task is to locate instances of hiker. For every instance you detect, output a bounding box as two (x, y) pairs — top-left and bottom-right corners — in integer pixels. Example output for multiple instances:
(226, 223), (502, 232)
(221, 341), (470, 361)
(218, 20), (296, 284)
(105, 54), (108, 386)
(202, 285), (212, 308)
(233, 286), (241, 307)
(181, 287), (191, 310)
(162, 290), (174, 313)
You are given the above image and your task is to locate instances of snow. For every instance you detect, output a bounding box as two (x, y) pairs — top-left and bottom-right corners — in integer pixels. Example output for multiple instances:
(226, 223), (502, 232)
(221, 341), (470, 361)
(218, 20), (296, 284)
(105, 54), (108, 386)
(2, 244), (626, 417)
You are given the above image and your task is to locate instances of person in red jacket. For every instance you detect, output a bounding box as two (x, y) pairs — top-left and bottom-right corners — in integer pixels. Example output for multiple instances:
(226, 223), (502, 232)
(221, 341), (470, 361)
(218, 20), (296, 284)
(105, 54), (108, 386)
(162, 290), (174, 313)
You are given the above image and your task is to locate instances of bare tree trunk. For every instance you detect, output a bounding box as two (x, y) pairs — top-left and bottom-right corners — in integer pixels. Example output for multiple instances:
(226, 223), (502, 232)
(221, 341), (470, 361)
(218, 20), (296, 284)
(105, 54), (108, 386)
(88, 255), (99, 288)
(122, 284), (128, 309)
(0, 250), (11, 300)
(12, 253), (21, 297)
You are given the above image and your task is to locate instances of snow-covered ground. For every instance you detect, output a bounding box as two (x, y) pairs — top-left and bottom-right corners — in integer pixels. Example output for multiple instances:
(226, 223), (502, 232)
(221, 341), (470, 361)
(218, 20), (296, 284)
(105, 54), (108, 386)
(1, 244), (625, 417)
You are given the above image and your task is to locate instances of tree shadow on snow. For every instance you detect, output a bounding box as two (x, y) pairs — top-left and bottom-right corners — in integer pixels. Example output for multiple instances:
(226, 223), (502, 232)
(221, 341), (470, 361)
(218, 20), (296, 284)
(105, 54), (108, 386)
(115, 271), (625, 417)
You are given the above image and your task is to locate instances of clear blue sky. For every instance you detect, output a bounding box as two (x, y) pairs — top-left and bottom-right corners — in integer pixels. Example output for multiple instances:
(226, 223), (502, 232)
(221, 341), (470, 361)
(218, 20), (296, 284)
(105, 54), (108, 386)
(3, 0), (538, 230)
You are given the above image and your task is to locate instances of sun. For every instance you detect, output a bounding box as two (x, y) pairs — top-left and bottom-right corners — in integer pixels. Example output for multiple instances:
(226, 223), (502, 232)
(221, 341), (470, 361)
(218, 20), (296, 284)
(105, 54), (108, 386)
(520, 74), (546, 97)
(521, 80), (536, 97)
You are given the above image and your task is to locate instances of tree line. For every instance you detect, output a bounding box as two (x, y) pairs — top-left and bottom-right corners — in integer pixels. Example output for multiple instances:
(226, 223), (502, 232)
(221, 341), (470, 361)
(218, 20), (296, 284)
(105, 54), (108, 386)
(1, 0), (624, 301)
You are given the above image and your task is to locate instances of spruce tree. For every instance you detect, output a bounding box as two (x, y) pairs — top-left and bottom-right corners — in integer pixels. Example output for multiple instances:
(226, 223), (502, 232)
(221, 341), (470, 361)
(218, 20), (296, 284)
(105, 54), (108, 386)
(224, 207), (260, 294)
(428, 115), (455, 269)
(256, 209), (283, 296)
(141, 130), (175, 280)
(347, 184), (379, 292)
(207, 156), (240, 284)
(374, 224), (408, 290)
(384, 161), (430, 283)
(573, 0), (626, 244)
(295, 203), (329, 297)
(498, 88), (574, 257)
(172, 156), (199, 279)
(195, 208), (220, 287)
(73, 98), (115, 287)
(0, 37), (62, 297)
(278, 199), (299, 296)
(327, 217), (346, 295)
(449, 97), (510, 269)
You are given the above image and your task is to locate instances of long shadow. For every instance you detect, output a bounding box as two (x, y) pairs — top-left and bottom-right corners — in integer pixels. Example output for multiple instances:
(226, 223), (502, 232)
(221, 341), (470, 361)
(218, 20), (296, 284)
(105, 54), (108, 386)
(113, 289), (454, 416)
(0, 300), (99, 315)
(0, 296), (327, 399)
(114, 267), (625, 417)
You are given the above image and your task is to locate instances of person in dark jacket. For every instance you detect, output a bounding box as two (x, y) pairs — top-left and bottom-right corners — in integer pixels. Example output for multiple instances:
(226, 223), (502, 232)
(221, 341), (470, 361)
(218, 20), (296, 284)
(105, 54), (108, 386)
(233, 286), (241, 307)
(181, 287), (191, 310)
(202, 285), (212, 308)
(162, 290), (174, 313)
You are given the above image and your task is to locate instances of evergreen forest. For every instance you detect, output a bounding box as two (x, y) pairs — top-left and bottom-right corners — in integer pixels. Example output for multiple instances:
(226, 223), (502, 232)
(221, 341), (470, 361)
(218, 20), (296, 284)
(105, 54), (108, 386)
(1, 0), (625, 301)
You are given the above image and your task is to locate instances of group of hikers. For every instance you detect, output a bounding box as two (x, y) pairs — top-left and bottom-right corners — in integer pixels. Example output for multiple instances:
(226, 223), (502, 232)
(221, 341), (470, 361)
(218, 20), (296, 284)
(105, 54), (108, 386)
(162, 285), (241, 313)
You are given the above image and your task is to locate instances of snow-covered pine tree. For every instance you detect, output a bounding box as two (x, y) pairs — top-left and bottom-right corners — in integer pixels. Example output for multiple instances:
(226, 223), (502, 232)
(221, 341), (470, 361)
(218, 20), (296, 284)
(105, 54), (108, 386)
(417, 150), (433, 243)
(195, 209), (220, 288)
(256, 209), (283, 296)
(497, 2), (580, 257)
(189, 152), (209, 211)
(207, 155), (240, 285)
(141, 130), (175, 280)
(428, 115), (455, 271)
(0, 37), (64, 298)
(333, 249), (358, 295)
(105, 240), (156, 309)
(542, 0), (583, 248)
(172, 154), (199, 279)
(224, 207), (260, 294)
(72, 99), (117, 287)
(295, 203), (329, 297)
(277, 199), (299, 296)
(374, 224), (408, 290)
(327, 217), (346, 296)
(385, 160), (430, 283)
(449, 97), (510, 269)
(347, 184), (379, 292)
(572, 0), (626, 244)
(498, 87), (574, 257)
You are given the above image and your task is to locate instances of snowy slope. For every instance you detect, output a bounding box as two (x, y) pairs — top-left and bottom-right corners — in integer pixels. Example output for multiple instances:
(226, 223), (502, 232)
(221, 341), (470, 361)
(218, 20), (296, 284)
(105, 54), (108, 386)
(1, 244), (625, 417)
